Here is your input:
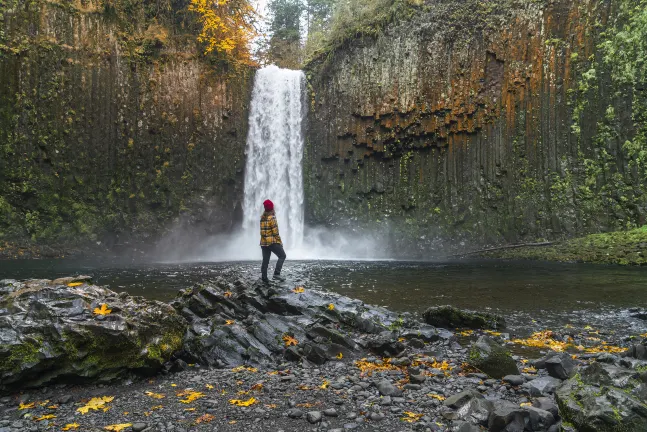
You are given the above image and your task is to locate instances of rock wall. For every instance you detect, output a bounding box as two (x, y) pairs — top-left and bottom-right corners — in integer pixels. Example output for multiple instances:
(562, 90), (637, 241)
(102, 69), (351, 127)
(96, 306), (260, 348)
(304, 0), (647, 257)
(0, 0), (253, 250)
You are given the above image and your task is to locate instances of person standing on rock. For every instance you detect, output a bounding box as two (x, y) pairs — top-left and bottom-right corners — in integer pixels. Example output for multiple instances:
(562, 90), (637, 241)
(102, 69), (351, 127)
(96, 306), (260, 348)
(260, 199), (286, 283)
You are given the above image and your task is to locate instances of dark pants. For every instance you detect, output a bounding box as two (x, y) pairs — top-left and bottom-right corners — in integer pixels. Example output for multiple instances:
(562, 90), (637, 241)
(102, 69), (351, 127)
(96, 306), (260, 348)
(261, 244), (286, 279)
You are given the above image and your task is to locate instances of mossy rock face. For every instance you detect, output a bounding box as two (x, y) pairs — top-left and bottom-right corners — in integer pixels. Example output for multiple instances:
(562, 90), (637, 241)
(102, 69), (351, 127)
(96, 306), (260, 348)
(423, 305), (505, 330)
(0, 277), (187, 391)
(555, 362), (647, 432)
(467, 336), (519, 379)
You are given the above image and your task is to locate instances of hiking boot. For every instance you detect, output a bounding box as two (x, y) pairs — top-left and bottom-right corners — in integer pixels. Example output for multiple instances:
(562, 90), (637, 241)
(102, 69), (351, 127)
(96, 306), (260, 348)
(273, 274), (286, 282)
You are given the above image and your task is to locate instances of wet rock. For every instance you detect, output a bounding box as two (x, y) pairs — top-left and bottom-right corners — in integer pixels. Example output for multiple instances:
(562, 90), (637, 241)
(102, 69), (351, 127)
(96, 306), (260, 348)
(488, 399), (526, 432)
(527, 407), (556, 430)
(306, 411), (322, 423)
(173, 277), (426, 368)
(532, 397), (558, 418)
(502, 375), (525, 386)
(555, 362), (647, 431)
(467, 336), (519, 379)
(522, 376), (561, 397)
(0, 278), (186, 391)
(287, 408), (304, 418)
(423, 305), (505, 330)
(376, 379), (402, 397)
(624, 342), (647, 360)
(545, 353), (575, 379)
(444, 389), (493, 426)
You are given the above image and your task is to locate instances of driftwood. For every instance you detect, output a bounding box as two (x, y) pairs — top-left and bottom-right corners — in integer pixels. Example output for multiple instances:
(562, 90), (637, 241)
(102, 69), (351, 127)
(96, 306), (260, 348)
(446, 241), (556, 258)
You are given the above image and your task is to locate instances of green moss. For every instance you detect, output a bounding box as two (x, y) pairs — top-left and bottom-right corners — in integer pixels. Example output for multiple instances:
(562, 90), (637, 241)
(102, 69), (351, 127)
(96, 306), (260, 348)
(481, 226), (647, 265)
(0, 341), (41, 374)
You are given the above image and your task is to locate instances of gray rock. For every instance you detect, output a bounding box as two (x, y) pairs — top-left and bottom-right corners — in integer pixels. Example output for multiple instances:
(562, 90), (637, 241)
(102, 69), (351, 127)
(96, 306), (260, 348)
(556, 362), (647, 431)
(503, 375), (525, 386)
(132, 424), (148, 432)
(527, 407), (556, 430)
(467, 336), (519, 379)
(523, 376), (561, 397)
(488, 400), (526, 432)
(306, 411), (322, 423)
(532, 397), (558, 418)
(323, 408), (338, 417)
(287, 408), (304, 418)
(0, 278), (187, 391)
(545, 353), (576, 379)
(410, 373), (426, 384)
(369, 412), (385, 421)
(376, 379), (402, 396)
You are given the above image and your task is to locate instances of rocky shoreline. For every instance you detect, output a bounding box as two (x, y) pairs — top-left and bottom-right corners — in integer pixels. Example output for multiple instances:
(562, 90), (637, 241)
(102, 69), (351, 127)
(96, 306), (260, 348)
(1, 275), (646, 431)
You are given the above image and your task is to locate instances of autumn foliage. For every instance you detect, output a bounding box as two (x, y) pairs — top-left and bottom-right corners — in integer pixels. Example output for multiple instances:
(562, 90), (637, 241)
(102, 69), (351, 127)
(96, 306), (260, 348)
(188, 0), (258, 64)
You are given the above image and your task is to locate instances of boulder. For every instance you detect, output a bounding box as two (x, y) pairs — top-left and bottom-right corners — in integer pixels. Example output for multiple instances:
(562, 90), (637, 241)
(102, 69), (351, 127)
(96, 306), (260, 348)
(555, 362), (647, 431)
(423, 305), (505, 330)
(522, 376), (562, 397)
(487, 399), (526, 432)
(545, 353), (576, 379)
(0, 277), (187, 391)
(443, 389), (493, 426)
(467, 336), (519, 379)
(624, 343), (647, 360)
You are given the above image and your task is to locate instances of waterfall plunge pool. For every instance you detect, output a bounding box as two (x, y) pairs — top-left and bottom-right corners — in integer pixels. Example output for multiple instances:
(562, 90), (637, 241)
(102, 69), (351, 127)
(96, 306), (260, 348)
(1, 258), (646, 338)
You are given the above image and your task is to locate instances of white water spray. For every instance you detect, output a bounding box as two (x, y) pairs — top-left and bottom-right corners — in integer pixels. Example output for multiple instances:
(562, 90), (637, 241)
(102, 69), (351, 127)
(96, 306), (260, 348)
(242, 66), (305, 250)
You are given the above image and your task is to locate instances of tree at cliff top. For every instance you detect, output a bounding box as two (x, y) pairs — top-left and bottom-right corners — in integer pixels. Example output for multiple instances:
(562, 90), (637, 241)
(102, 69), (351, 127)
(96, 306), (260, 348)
(189, 0), (259, 65)
(267, 0), (305, 68)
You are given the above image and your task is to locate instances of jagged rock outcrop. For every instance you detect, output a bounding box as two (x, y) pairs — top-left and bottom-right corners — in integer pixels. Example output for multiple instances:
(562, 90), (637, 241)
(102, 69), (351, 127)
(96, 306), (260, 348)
(304, 0), (647, 257)
(0, 277), (187, 391)
(171, 276), (450, 368)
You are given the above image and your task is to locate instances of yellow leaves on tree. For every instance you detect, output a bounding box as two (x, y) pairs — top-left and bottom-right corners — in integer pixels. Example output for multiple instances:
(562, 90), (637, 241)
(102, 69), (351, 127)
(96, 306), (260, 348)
(229, 397), (258, 407)
(77, 396), (114, 414)
(188, 0), (258, 64)
(282, 334), (298, 347)
(104, 424), (133, 432)
(62, 424), (80, 431)
(93, 304), (112, 316)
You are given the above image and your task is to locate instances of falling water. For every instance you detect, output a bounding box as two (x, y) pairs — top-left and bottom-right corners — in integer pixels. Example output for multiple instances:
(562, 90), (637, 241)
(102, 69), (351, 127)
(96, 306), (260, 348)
(242, 66), (306, 250)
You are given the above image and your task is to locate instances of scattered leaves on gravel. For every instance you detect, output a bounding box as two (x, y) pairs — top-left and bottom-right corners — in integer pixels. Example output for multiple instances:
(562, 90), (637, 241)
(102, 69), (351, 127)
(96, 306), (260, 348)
(229, 397), (258, 407)
(401, 411), (423, 423)
(177, 390), (205, 404)
(145, 391), (165, 399)
(77, 396), (114, 414)
(104, 424), (132, 431)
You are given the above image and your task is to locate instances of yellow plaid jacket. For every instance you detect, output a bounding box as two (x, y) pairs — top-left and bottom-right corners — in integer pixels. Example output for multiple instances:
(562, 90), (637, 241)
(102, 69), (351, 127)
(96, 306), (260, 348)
(260, 212), (282, 246)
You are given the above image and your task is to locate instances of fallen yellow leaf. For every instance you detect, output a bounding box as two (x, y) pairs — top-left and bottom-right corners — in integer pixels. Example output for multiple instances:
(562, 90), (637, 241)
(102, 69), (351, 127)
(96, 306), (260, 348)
(225, 320), (235, 325)
(292, 287), (305, 293)
(224, 291), (233, 298)
(145, 391), (165, 399)
(176, 390), (205, 404)
(206, 384), (214, 390)
(427, 394), (446, 401)
(336, 352), (343, 359)
(18, 402), (35, 410)
(62, 424), (80, 431)
(520, 402), (532, 407)
(250, 383), (263, 391)
(232, 366), (258, 373)
(229, 397), (258, 407)
(47, 405), (58, 409)
(93, 304), (112, 316)
(401, 411), (423, 423)
(34, 414), (56, 421)
(320, 380), (329, 389)
(195, 413), (215, 424)
(67, 282), (84, 287)
(459, 330), (474, 337)
(265, 404), (277, 409)
(104, 424), (132, 431)
(283, 334), (298, 347)
(77, 396), (114, 414)
(184, 408), (196, 412)
(327, 304), (335, 310)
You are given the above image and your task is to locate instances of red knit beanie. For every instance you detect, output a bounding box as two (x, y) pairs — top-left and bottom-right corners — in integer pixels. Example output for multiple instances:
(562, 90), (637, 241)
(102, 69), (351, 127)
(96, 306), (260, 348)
(263, 200), (274, 212)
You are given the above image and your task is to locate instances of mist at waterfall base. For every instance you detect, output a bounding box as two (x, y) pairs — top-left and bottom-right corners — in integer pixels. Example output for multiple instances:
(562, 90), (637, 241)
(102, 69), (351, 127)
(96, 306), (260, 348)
(158, 66), (387, 262)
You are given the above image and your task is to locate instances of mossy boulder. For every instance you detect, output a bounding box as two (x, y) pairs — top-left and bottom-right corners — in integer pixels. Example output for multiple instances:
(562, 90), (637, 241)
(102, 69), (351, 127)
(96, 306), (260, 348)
(423, 305), (505, 330)
(555, 362), (647, 431)
(0, 276), (187, 391)
(468, 336), (519, 379)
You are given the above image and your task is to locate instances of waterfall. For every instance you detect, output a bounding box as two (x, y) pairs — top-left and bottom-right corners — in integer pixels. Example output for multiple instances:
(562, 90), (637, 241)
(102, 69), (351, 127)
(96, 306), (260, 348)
(242, 66), (306, 250)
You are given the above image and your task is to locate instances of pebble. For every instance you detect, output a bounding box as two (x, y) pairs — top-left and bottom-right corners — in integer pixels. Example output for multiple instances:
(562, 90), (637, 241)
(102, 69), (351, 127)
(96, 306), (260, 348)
(306, 411), (322, 423)
(323, 408), (338, 417)
(287, 408), (304, 419)
(132, 423), (148, 432)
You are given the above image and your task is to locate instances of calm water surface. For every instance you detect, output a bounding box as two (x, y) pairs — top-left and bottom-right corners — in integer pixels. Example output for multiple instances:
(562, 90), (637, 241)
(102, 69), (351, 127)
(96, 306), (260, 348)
(2, 259), (646, 336)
